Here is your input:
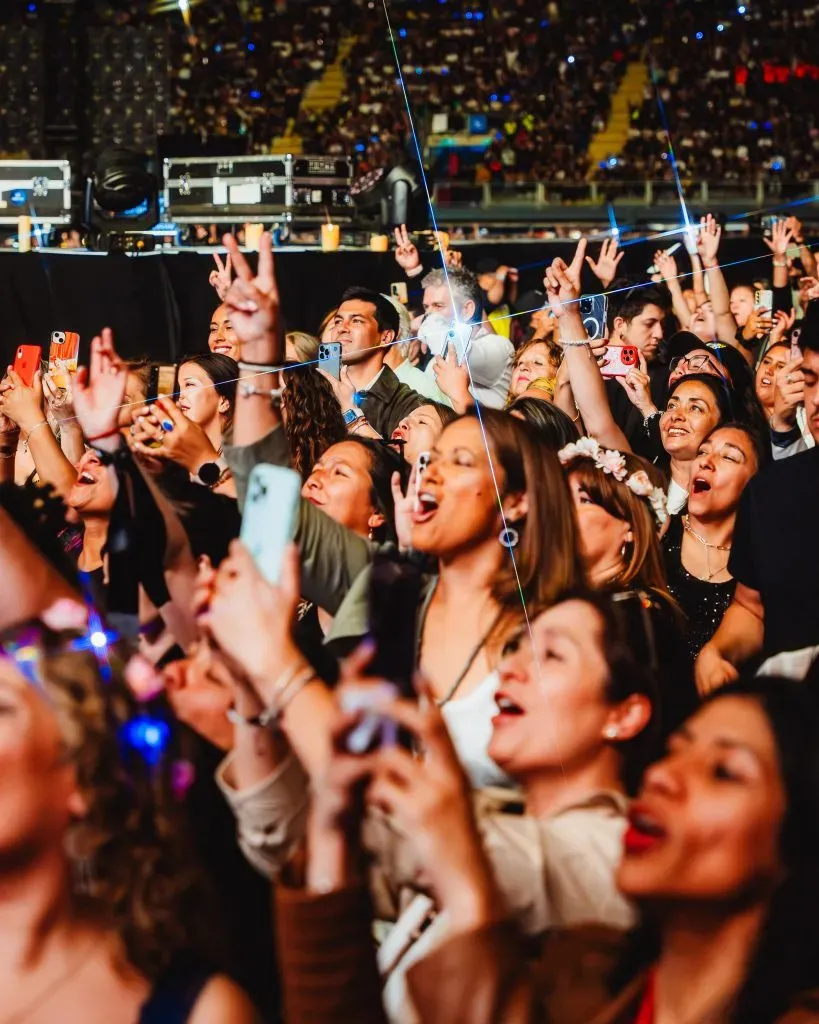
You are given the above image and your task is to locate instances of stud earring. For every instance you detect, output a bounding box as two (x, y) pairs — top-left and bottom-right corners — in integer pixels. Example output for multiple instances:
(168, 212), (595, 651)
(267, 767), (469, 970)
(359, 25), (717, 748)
(604, 725), (619, 739)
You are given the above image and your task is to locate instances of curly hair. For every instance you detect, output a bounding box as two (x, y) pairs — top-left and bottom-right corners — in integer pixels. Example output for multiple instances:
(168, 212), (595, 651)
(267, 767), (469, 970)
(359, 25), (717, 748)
(282, 365), (347, 477)
(0, 624), (203, 982)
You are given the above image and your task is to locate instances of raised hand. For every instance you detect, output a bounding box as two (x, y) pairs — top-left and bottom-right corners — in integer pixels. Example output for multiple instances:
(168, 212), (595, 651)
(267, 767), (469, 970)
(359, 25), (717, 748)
(585, 237), (624, 289)
(393, 224), (421, 274)
(73, 328), (128, 449)
(43, 361), (76, 424)
(222, 230), (282, 366)
(129, 397), (219, 474)
(208, 252), (233, 302)
(444, 247), (463, 270)
(432, 343), (471, 412)
(696, 214), (722, 267)
(769, 307), (797, 346)
(772, 355), (804, 431)
(617, 352), (657, 417)
(0, 367), (45, 435)
(390, 459), (419, 551)
(544, 238), (586, 319)
(654, 248), (678, 284)
(764, 218), (795, 259)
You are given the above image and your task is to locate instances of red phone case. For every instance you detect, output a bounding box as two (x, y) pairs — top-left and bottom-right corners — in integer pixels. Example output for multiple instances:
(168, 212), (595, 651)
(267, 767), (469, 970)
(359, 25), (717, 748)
(13, 345), (42, 387)
(600, 345), (639, 378)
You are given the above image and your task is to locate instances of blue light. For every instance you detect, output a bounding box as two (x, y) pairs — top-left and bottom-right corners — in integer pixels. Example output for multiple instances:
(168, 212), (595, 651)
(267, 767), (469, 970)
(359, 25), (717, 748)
(247, 42), (255, 51)
(763, 120), (772, 130)
(540, 19), (549, 27)
(122, 715), (171, 766)
(355, 142), (366, 152)
(695, 31), (703, 39)
(399, 27), (407, 37)
(27, 3), (36, 11)
(608, 156), (618, 167)
(465, 10), (472, 18)
(737, 4), (746, 12)
(214, 44), (222, 53)
(490, 93), (498, 102)
(9, 190), (26, 207)
(250, 89), (261, 99)
(771, 159), (783, 172)
(415, 67), (422, 75)
(717, 23), (724, 31)
(441, 66), (449, 74)
(475, 11), (484, 19)
(503, 93), (511, 103)
(89, 630), (108, 650)
(750, 120), (758, 129)
(567, 55), (575, 64)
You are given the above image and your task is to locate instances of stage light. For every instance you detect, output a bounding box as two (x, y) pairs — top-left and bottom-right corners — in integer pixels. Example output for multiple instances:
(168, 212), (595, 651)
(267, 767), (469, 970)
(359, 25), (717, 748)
(350, 163), (423, 229)
(122, 715), (171, 766)
(695, 31), (703, 39)
(717, 23), (725, 31)
(247, 42), (255, 51)
(608, 156), (618, 167)
(475, 11), (484, 20)
(490, 93), (498, 102)
(465, 11), (473, 19)
(399, 28), (407, 37)
(737, 5), (746, 12)
(250, 89), (261, 99)
(89, 630), (108, 649)
(503, 94), (511, 103)
(178, 0), (189, 11)
(415, 67), (422, 74)
(567, 55), (575, 64)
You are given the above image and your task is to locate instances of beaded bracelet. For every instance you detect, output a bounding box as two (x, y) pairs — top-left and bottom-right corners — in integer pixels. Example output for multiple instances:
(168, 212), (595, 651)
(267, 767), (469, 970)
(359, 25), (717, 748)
(561, 339), (592, 348)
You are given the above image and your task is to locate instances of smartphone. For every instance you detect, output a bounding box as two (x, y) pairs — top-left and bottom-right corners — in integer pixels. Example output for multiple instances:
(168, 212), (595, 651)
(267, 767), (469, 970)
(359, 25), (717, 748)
(148, 363), (177, 402)
(241, 464), (302, 585)
(49, 331), (80, 388)
(599, 344), (639, 378)
(367, 553), (424, 699)
(754, 289), (773, 315)
(761, 215), (782, 238)
(318, 341), (342, 380)
(339, 682), (399, 754)
(390, 281), (409, 305)
(791, 327), (802, 361)
(443, 321), (472, 365)
(413, 450), (431, 515)
(13, 344), (42, 387)
(579, 294), (609, 342)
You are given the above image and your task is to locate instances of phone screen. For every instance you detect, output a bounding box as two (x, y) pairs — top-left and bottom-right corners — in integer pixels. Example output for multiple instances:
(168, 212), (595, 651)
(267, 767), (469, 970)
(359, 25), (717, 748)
(367, 554), (424, 698)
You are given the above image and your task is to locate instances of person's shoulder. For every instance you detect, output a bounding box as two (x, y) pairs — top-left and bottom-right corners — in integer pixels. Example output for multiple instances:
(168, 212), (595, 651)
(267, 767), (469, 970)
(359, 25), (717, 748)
(187, 974), (260, 1024)
(754, 444), (819, 491)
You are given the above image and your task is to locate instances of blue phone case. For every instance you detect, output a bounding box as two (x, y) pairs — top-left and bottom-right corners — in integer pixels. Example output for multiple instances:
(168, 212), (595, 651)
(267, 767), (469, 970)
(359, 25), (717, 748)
(318, 341), (342, 379)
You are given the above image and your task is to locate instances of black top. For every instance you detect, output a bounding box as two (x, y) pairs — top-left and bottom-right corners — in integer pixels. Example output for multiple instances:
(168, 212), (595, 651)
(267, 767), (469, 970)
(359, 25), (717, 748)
(662, 515), (735, 661)
(605, 361), (669, 451)
(138, 957), (214, 1024)
(729, 445), (819, 658)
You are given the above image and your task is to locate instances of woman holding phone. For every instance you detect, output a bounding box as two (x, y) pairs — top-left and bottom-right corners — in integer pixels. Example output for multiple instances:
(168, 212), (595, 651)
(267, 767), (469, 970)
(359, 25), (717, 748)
(208, 231), (583, 788)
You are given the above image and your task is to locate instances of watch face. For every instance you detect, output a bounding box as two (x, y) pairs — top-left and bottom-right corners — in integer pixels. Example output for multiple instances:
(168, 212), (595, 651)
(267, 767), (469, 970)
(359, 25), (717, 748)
(198, 462), (221, 486)
(343, 408), (361, 425)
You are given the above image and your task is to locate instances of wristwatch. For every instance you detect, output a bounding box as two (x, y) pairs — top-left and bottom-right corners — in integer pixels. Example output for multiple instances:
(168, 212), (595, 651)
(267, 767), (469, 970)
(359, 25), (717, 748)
(343, 407), (365, 426)
(195, 456), (230, 488)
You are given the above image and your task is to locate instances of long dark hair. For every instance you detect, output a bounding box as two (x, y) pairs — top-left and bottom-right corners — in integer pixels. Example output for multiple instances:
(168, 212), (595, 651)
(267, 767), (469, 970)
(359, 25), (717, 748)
(344, 436), (407, 544)
(614, 678), (819, 1021)
(508, 396), (579, 450)
(281, 365), (347, 477)
(178, 352), (238, 415)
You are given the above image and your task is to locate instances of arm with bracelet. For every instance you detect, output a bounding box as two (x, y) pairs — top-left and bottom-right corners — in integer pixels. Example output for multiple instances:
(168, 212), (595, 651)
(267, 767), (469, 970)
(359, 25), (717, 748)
(543, 241), (630, 451)
(696, 214), (743, 350)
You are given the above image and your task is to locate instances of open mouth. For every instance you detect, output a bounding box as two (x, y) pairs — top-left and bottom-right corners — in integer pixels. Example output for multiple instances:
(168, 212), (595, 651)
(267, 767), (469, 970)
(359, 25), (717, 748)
(391, 427), (406, 441)
(760, 376), (772, 388)
(213, 343), (234, 355)
(494, 693), (524, 717)
(691, 476), (711, 495)
(665, 427), (688, 438)
(76, 470), (97, 485)
(624, 806), (667, 855)
(413, 491), (439, 523)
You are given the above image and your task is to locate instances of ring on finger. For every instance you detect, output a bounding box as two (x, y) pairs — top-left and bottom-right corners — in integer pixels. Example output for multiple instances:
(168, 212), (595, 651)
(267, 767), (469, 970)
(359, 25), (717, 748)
(786, 373), (793, 383)
(160, 418), (174, 432)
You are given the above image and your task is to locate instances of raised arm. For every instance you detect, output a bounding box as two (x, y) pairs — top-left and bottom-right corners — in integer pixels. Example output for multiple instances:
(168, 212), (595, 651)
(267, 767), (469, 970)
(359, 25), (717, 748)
(696, 214), (741, 348)
(654, 248), (692, 329)
(544, 241), (629, 450)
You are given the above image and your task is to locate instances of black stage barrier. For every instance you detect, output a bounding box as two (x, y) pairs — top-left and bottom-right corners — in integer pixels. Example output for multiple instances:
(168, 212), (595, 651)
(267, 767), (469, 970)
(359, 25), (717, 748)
(0, 238), (774, 366)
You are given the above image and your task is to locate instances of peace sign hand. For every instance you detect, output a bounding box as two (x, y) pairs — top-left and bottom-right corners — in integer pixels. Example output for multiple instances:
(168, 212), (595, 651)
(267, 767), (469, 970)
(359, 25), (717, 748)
(393, 224), (421, 273)
(208, 252), (233, 302)
(222, 231), (283, 366)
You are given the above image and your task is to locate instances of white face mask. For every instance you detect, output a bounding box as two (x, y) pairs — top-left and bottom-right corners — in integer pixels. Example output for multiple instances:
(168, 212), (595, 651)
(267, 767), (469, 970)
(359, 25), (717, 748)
(418, 314), (473, 364)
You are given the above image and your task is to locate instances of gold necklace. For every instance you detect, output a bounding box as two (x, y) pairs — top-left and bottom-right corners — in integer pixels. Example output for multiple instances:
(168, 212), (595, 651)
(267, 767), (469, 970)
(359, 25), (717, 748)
(683, 515), (732, 582)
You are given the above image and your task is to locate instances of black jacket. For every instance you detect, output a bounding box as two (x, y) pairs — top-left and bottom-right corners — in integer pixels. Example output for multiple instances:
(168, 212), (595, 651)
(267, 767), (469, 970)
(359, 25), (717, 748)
(359, 365), (427, 438)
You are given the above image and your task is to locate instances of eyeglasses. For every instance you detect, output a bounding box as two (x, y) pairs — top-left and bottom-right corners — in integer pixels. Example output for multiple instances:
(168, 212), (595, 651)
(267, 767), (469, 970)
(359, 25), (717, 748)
(669, 353), (720, 375)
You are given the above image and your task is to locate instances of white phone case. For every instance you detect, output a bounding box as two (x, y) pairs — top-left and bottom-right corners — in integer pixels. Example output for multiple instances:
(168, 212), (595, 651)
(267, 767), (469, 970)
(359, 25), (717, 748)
(240, 465), (302, 584)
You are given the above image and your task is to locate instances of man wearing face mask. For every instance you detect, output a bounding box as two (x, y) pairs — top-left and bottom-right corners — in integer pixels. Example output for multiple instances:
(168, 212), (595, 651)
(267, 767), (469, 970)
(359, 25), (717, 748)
(419, 267), (514, 409)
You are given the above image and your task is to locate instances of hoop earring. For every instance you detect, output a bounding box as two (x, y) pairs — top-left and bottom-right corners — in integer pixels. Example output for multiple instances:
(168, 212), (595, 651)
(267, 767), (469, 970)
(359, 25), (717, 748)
(499, 526), (519, 549)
